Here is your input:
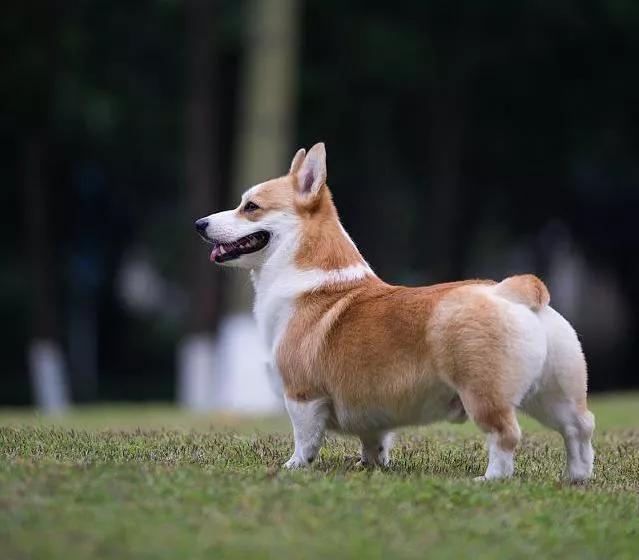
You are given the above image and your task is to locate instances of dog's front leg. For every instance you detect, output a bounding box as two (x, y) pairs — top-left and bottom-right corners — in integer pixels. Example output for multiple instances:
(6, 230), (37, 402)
(358, 432), (395, 467)
(283, 397), (329, 469)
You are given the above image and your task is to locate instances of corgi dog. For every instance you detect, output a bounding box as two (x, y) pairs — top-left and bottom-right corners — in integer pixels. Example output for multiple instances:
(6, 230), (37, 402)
(195, 143), (595, 481)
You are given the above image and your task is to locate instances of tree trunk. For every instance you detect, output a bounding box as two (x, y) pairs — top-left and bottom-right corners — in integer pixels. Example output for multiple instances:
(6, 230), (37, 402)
(178, 0), (220, 409)
(230, 0), (300, 312)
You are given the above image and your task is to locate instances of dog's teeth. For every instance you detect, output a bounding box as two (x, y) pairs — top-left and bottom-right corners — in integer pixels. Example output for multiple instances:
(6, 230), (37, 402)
(219, 246), (226, 255)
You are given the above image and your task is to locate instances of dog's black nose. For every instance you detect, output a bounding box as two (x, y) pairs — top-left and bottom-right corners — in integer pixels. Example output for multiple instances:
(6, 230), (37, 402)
(195, 218), (208, 233)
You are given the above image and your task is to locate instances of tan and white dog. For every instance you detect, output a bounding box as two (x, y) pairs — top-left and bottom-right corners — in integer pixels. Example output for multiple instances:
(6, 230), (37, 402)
(195, 143), (595, 481)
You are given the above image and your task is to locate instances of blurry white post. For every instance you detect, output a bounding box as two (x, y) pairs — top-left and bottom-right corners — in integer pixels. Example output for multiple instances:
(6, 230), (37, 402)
(28, 340), (70, 413)
(177, 334), (218, 410)
(218, 0), (300, 413)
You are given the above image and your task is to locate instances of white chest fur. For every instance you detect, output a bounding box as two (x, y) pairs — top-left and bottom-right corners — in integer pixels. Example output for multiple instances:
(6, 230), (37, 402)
(251, 234), (373, 365)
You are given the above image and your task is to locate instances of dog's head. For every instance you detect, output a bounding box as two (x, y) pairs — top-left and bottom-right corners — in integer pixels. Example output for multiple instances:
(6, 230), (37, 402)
(195, 143), (327, 269)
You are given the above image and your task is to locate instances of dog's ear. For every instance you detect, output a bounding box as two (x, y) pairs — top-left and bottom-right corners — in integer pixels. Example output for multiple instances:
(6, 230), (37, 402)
(289, 148), (306, 174)
(296, 142), (326, 197)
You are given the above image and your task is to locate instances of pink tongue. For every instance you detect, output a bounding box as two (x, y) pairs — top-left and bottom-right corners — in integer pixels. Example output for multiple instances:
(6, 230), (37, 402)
(210, 246), (221, 262)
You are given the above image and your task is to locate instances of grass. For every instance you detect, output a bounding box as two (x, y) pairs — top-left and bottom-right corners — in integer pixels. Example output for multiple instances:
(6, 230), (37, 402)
(1, 394), (638, 559)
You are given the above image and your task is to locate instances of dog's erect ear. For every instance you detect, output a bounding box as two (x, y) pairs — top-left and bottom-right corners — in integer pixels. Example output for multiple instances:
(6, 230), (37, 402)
(289, 148), (306, 174)
(296, 142), (326, 197)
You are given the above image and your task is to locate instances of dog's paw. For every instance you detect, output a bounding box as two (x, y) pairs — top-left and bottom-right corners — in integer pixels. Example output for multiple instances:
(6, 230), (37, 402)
(565, 466), (593, 484)
(566, 472), (591, 485)
(355, 456), (390, 469)
(283, 456), (305, 469)
(474, 474), (512, 482)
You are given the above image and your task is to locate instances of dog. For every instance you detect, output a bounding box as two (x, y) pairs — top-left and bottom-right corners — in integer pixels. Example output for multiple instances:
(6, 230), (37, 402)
(195, 142), (595, 481)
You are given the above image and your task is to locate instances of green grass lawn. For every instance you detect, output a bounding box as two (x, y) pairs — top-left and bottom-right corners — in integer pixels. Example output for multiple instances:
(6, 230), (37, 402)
(1, 394), (638, 559)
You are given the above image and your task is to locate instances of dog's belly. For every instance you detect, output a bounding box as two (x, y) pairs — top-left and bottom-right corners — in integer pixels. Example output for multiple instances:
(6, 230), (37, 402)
(328, 380), (458, 434)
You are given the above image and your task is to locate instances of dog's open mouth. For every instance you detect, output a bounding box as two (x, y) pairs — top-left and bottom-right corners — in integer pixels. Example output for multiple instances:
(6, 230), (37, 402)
(209, 231), (270, 263)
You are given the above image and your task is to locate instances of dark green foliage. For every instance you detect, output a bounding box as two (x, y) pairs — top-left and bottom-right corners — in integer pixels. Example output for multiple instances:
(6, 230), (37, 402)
(2, 1), (639, 401)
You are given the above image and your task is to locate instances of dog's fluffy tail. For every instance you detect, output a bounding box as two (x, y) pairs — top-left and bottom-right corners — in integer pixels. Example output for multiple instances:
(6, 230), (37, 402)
(494, 274), (550, 312)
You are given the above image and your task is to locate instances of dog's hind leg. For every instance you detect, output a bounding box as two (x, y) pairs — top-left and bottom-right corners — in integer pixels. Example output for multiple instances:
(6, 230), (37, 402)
(357, 431), (395, 467)
(523, 393), (594, 482)
(283, 397), (330, 469)
(460, 391), (522, 480)
(431, 287), (546, 480)
(521, 307), (594, 482)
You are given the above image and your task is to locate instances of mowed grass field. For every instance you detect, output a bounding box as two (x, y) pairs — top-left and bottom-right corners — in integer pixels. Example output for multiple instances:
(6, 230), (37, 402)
(1, 394), (638, 560)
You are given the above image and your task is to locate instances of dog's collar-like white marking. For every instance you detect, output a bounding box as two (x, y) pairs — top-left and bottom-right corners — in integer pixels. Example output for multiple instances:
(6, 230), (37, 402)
(299, 263), (373, 292)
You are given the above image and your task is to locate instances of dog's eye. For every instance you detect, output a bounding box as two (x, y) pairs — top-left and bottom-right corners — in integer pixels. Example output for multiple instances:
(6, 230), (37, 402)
(244, 201), (260, 212)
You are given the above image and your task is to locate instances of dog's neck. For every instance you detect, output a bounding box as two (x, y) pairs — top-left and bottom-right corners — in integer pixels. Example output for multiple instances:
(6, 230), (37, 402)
(251, 219), (374, 358)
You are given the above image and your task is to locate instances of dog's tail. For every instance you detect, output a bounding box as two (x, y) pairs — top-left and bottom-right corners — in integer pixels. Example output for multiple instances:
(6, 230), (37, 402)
(493, 274), (550, 312)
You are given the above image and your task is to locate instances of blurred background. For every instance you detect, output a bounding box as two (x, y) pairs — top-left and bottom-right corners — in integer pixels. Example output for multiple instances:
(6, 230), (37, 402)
(2, 0), (638, 414)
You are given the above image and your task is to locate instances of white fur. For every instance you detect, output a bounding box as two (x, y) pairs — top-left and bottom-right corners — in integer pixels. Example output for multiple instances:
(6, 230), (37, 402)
(481, 430), (519, 480)
(487, 285), (549, 406)
(198, 204), (300, 270)
(284, 397), (330, 468)
(521, 306), (595, 481)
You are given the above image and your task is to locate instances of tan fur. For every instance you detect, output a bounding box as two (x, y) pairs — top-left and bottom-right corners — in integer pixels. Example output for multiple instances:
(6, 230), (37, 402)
(494, 274), (550, 311)
(278, 277), (496, 409)
(242, 176), (295, 220)
(275, 171), (558, 453)
(274, 177), (521, 431)
(294, 185), (364, 270)
(426, 285), (529, 452)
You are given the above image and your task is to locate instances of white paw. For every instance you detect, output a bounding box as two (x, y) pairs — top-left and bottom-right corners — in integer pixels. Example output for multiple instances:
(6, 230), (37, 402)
(356, 456), (389, 468)
(283, 456), (305, 469)
(475, 472), (512, 481)
(566, 468), (592, 483)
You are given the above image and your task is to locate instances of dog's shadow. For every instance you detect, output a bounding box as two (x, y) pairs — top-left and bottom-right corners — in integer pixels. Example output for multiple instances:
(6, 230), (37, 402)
(273, 434), (575, 483)
(274, 438), (486, 479)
